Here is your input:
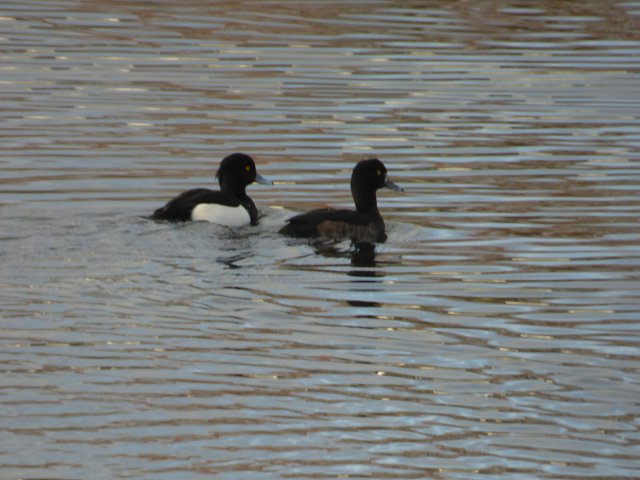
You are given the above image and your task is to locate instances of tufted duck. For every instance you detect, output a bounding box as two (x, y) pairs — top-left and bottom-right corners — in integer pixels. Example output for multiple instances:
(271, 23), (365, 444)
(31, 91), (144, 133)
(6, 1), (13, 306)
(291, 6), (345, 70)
(152, 152), (271, 226)
(279, 158), (403, 243)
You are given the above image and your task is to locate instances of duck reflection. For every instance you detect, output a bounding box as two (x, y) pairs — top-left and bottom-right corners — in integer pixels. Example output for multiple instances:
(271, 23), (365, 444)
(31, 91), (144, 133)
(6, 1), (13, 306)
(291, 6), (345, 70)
(313, 241), (383, 308)
(312, 240), (383, 275)
(349, 242), (377, 269)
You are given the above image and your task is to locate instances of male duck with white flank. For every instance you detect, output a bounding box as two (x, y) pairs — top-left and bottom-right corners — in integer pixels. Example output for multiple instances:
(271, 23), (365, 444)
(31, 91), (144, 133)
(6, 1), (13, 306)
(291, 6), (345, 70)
(152, 152), (271, 226)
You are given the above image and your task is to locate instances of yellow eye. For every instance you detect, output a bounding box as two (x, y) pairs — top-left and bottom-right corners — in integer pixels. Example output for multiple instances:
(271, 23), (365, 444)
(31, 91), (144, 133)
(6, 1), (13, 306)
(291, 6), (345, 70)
(245, 165), (251, 172)
(376, 169), (382, 176)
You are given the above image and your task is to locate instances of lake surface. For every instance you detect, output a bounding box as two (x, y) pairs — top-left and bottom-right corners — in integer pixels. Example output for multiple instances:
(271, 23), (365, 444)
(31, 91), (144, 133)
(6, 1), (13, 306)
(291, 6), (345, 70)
(1, 1), (640, 478)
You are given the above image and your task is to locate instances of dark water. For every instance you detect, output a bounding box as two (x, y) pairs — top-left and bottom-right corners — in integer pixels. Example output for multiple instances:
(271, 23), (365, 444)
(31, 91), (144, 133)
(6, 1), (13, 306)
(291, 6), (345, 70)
(1, 1), (640, 478)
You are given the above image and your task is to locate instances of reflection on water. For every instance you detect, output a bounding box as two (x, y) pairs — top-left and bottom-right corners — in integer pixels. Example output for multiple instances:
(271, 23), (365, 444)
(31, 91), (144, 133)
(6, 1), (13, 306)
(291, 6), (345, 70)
(1, 0), (640, 478)
(306, 240), (381, 269)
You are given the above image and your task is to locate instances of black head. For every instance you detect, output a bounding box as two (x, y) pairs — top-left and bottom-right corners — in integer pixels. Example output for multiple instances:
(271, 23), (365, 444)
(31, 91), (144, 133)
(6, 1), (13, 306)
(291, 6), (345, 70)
(351, 158), (403, 194)
(216, 153), (271, 193)
(349, 158), (403, 215)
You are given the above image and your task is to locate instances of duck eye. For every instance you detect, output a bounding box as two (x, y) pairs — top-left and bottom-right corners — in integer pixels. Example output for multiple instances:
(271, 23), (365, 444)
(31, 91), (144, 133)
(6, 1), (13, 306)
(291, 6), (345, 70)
(376, 169), (382, 176)
(245, 165), (251, 172)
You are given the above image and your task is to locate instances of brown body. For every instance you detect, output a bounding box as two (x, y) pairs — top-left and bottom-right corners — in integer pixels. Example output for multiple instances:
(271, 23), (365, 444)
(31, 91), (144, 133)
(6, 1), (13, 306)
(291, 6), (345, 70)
(279, 158), (402, 243)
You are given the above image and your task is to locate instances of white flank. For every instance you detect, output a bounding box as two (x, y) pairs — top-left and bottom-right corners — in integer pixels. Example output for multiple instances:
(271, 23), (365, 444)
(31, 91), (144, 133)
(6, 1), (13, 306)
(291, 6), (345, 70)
(191, 203), (251, 226)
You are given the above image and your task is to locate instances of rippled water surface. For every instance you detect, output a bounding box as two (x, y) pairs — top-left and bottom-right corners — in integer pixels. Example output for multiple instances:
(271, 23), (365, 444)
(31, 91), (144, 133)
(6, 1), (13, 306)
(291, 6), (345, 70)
(2, 1), (640, 478)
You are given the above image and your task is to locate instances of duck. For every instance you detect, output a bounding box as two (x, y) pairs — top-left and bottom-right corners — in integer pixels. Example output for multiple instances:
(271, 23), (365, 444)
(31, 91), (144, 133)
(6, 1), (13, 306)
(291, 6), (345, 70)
(279, 158), (403, 243)
(152, 152), (271, 226)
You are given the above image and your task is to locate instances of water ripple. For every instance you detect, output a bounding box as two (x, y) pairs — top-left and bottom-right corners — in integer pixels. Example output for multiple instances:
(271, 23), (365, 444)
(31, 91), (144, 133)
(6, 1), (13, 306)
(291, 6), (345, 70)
(1, 0), (640, 479)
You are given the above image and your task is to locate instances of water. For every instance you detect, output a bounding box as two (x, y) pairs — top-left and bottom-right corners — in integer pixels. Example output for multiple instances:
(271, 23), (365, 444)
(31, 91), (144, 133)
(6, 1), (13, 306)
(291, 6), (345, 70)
(1, 1), (640, 478)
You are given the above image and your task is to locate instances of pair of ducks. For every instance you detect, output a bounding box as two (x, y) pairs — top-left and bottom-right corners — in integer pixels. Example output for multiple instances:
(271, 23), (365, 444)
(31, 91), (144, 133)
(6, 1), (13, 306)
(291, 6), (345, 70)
(152, 153), (403, 243)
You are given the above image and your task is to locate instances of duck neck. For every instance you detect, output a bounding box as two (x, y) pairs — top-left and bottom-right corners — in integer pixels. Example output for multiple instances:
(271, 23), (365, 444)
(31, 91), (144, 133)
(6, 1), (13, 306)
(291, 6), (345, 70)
(220, 177), (247, 197)
(352, 183), (380, 216)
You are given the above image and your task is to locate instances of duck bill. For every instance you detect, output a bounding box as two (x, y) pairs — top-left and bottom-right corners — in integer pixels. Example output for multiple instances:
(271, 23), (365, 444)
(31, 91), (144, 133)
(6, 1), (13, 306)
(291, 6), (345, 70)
(254, 173), (273, 186)
(384, 177), (404, 192)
